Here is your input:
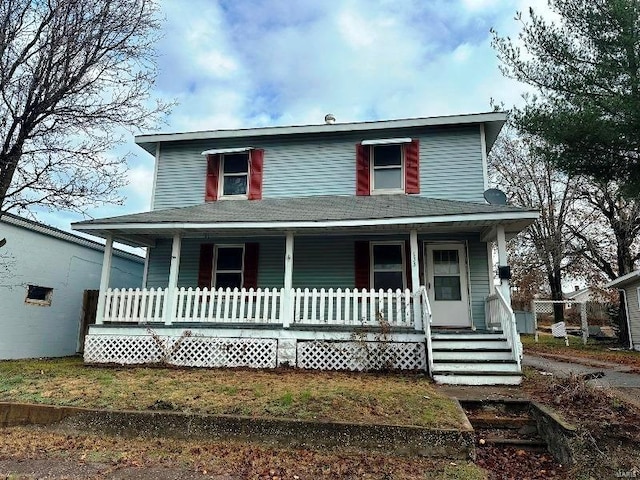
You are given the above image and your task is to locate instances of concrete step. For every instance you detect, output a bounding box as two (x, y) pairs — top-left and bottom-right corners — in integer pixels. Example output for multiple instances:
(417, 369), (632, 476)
(433, 372), (522, 386)
(433, 361), (521, 373)
(467, 416), (537, 429)
(431, 349), (513, 361)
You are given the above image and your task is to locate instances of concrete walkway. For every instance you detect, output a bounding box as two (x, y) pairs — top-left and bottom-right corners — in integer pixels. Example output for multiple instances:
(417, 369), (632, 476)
(524, 354), (640, 407)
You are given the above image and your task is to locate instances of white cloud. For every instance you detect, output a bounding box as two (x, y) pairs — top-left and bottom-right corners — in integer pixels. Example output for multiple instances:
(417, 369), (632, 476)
(30, 0), (562, 233)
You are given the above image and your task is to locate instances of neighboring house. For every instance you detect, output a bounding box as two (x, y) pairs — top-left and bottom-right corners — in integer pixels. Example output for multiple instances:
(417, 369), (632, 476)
(72, 112), (538, 385)
(606, 271), (640, 351)
(564, 286), (596, 305)
(0, 213), (144, 359)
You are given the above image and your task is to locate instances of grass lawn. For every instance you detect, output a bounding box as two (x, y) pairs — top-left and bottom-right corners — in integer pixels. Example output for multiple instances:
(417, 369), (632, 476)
(0, 357), (465, 429)
(521, 333), (640, 369)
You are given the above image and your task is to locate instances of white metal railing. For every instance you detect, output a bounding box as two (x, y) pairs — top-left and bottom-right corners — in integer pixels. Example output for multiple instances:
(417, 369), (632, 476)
(417, 286), (434, 375)
(291, 288), (415, 327)
(101, 288), (168, 323)
(486, 290), (522, 368)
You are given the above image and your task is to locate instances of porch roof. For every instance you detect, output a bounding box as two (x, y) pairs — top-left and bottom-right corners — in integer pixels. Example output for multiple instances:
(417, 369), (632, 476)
(72, 195), (538, 247)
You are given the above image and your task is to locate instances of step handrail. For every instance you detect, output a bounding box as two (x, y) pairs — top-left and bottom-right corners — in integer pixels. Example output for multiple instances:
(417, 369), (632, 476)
(417, 286), (434, 376)
(494, 288), (522, 369)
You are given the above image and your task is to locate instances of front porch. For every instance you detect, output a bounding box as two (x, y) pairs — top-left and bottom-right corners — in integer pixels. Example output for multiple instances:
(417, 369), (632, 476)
(73, 195), (534, 384)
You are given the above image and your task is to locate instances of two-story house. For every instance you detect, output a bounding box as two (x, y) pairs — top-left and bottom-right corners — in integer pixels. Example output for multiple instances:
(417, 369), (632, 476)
(72, 112), (538, 385)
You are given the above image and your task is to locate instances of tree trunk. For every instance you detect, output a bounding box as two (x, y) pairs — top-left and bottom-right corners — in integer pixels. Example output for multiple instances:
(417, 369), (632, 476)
(0, 149), (22, 212)
(549, 271), (565, 322)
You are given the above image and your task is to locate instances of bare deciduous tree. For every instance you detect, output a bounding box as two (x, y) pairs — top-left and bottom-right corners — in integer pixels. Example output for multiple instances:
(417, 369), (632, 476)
(0, 0), (171, 217)
(489, 131), (584, 321)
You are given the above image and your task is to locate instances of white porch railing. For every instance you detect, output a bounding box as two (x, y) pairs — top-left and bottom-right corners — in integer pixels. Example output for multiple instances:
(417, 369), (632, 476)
(98, 287), (424, 328)
(292, 288), (415, 327)
(102, 288), (169, 323)
(486, 290), (522, 368)
(417, 286), (434, 375)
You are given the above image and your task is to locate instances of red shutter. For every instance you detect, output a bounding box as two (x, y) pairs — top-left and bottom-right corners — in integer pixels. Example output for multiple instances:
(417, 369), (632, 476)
(404, 139), (420, 194)
(354, 241), (370, 289)
(356, 143), (370, 196)
(248, 149), (264, 200)
(205, 154), (221, 201)
(243, 243), (259, 289)
(198, 243), (214, 288)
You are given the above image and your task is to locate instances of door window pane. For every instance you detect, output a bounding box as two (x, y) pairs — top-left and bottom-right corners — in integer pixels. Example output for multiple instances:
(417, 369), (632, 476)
(433, 250), (460, 275)
(434, 276), (462, 301)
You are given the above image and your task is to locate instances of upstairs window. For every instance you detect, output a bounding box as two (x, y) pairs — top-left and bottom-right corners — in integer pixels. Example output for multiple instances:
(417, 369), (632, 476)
(372, 144), (403, 192)
(356, 138), (419, 196)
(203, 148), (264, 201)
(221, 153), (249, 197)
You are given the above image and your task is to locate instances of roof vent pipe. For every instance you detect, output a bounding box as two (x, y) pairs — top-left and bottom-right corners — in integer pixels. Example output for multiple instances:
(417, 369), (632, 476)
(324, 114), (336, 124)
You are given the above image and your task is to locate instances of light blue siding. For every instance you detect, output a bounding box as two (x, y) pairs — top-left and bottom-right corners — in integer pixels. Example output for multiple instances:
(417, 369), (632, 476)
(145, 233), (490, 326)
(152, 125), (485, 210)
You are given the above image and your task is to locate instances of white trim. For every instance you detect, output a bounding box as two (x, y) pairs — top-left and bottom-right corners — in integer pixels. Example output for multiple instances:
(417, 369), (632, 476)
(142, 248), (150, 288)
(370, 143), (404, 193)
(150, 142), (160, 210)
(201, 147), (253, 155)
(361, 137), (412, 146)
(370, 241), (407, 290)
(73, 211), (539, 233)
(136, 112), (507, 154)
(606, 270), (640, 288)
(480, 124), (489, 191)
(219, 151), (250, 198)
(212, 244), (245, 289)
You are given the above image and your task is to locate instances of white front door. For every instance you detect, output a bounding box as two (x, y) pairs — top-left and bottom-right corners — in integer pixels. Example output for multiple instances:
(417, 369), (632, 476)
(425, 243), (471, 328)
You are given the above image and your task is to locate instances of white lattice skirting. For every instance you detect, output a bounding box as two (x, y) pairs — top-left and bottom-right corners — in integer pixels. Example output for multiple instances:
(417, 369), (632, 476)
(84, 335), (277, 368)
(297, 341), (426, 371)
(84, 335), (426, 371)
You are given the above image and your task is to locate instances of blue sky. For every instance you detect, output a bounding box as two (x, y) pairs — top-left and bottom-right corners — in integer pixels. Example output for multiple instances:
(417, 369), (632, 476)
(40, 0), (549, 239)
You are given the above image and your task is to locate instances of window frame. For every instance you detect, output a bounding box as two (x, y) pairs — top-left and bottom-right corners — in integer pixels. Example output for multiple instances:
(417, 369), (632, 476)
(369, 241), (407, 291)
(369, 144), (405, 194)
(218, 152), (250, 199)
(212, 244), (245, 290)
(25, 284), (54, 306)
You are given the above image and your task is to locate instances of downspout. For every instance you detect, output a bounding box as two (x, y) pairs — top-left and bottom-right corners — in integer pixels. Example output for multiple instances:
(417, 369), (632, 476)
(618, 289), (634, 350)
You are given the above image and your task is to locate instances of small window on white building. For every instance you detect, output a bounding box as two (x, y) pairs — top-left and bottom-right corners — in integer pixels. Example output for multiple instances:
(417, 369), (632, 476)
(25, 285), (53, 306)
(371, 243), (405, 290)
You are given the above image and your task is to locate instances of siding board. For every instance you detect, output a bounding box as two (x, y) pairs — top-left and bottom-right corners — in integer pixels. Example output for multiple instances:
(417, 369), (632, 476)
(153, 125), (486, 210)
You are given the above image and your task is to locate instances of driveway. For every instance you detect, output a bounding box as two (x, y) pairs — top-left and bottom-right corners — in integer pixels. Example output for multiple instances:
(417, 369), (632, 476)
(524, 354), (640, 407)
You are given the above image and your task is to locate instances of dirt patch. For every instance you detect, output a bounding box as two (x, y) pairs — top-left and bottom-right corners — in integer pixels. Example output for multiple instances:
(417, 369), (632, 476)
(522, 367), (640, 478)
(0, 425), (487, 479)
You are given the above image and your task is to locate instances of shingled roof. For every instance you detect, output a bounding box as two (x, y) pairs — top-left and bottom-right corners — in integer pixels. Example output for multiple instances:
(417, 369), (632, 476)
(74, 194), (530, 226)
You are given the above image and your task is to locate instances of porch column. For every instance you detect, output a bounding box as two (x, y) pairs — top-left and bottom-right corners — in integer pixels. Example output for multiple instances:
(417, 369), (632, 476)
(496, 225), (512, 306)
(409, 230), (423, 330)
(282, 232), (294, 328)
(164, 233), (182, 325)
(95, 235), (114, 325)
